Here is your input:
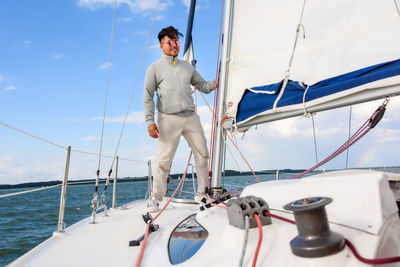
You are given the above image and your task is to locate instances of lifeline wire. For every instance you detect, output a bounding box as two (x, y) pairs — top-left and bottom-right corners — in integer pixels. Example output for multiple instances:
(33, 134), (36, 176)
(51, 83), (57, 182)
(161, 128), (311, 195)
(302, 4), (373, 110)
(0, 121), (146, 163)
(0, 121), (65, 150)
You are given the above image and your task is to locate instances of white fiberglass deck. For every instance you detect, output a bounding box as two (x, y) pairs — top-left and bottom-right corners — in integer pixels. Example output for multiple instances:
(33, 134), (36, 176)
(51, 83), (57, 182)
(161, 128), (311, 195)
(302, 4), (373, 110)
(9, 170), (400, 267)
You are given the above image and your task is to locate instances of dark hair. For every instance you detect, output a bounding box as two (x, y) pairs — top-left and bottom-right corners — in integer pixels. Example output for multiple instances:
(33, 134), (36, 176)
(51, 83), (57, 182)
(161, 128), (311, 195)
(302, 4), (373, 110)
(158, 26), (183, 43)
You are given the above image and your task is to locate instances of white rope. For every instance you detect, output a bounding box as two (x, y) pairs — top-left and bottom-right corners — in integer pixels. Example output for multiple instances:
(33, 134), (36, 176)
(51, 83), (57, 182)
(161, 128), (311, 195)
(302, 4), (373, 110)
(0, 121), (66, 150)
(238, 216), (250, 267)
(0, 184), (62, 198)
(311, 115), (319, 165)
(273, 0), (307, 110)
(302, 84), (311, 117)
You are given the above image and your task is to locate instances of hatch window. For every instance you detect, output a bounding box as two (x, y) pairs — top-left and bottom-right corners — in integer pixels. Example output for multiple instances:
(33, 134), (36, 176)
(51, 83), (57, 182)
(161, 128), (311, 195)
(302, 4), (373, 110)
(168, 214), (208, 264)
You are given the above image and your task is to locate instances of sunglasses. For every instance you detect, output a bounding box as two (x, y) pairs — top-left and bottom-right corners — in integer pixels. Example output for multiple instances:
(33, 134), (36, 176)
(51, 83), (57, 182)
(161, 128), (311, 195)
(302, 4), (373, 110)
(165, 39), (180, 47)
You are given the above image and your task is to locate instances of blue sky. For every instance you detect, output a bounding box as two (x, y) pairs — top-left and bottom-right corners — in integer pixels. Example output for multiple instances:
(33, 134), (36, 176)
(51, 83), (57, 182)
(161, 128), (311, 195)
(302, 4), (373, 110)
(1, 0), (400, 185)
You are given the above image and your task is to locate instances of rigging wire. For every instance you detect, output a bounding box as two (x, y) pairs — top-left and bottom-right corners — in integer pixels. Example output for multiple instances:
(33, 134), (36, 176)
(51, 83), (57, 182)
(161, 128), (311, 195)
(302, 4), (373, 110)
(93, 0), (161, 214)
(345, 106), (352, 169)
(91, 0), (118, 215)
(97, 0), (117, 174)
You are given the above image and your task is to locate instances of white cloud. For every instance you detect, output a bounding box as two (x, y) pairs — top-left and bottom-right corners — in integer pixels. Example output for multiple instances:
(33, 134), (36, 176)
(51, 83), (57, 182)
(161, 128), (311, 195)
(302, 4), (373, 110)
(53, 53), (65, 60)
(92, 111), (144, 123)
(118, 17), (132, 22)
(0, 74), (3, 83)
(182, 0), (190, 8)
(84, 136), (101, 141)
(133, 30), (148, 35)
(99, 62), (113, 70)
(4, 85), (16, 91)
(150, 43), (160, 49)
(78, 0), (171, 13)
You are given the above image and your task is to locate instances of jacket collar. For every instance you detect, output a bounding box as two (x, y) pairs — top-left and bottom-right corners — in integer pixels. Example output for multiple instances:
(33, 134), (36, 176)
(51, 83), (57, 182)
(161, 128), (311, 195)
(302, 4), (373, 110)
(161, 54), (178, 65)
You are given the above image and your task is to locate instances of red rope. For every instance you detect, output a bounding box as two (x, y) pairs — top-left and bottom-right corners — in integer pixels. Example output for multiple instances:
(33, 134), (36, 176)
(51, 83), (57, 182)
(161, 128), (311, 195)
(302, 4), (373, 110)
(288, 107), (380, 180)
(345, 238), (400, 264)
(226, 133), (261, 183)
(170, 179), (195, 191)
(135, 222), (151, 267)
(252, 213), (263, 267)
(199, 93), (261, 183)
(153, 152), (193, 221)
(264, 211), (296, 225)
(135, 153), (193, 267)
(263, 211), (400, 264)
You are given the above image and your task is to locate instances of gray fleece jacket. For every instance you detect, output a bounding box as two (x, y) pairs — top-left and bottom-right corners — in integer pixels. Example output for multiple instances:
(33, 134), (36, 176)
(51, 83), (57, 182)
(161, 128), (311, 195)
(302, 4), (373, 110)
(143, 54), (216, 126)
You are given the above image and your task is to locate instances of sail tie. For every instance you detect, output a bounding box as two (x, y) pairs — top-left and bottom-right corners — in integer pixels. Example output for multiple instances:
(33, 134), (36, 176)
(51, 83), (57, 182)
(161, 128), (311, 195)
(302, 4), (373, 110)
(273, 0), (307, 111)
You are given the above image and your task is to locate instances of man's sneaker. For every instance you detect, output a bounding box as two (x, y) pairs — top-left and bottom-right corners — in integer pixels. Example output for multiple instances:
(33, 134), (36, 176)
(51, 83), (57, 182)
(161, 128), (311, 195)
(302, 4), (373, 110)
(194, 193), (207, 204)
(147, 196), (160, 213)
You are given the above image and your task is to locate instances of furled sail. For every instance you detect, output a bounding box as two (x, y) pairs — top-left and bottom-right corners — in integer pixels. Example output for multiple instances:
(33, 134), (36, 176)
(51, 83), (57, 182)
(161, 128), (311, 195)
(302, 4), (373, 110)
(225, 0), (400, 130)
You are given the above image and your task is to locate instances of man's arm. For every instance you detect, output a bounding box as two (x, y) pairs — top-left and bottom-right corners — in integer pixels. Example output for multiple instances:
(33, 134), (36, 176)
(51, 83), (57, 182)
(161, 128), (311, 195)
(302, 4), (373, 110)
(143, 65), (159, 138)
(191, 69), (217, 94)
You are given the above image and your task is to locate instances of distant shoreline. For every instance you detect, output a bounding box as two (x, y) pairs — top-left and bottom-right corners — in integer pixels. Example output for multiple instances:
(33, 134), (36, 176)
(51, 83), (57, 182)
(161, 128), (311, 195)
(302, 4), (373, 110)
(1, 166), (398, 190)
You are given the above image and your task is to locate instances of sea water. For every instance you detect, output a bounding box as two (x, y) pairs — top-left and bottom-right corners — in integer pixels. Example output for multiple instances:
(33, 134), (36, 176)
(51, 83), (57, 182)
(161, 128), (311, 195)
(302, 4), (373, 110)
(0, 174), (281, 266)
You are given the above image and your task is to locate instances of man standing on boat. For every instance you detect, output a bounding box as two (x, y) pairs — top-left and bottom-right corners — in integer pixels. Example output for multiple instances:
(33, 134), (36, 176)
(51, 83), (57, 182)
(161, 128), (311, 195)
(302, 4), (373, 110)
(143, 26), (217, 213)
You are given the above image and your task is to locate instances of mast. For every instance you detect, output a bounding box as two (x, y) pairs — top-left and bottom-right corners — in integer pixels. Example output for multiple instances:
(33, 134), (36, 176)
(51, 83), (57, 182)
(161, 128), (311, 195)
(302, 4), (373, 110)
(210, 0), (234, 197)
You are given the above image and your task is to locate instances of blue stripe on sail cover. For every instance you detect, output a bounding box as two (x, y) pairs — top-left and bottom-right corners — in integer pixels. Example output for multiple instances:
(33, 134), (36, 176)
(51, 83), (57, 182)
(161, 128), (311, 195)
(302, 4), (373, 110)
(236, 59), (400, 123)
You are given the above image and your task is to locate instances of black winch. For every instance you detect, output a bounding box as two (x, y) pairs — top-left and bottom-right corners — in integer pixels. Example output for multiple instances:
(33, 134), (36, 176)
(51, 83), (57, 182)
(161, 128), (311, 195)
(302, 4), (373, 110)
(284, 196), (345, 258)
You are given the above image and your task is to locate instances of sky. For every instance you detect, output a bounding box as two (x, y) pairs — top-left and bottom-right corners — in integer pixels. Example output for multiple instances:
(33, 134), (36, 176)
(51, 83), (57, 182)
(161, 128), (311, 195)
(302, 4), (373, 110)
(1, 0), (400, 185)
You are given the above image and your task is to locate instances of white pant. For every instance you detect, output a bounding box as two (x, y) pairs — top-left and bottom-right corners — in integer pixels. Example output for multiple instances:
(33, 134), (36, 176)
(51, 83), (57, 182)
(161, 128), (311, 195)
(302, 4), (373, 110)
(152, 113), (209, 201)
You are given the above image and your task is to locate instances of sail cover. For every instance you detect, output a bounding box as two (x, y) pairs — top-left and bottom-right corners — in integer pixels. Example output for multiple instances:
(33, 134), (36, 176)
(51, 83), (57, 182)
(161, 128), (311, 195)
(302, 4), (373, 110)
(225, 0), (400, 128)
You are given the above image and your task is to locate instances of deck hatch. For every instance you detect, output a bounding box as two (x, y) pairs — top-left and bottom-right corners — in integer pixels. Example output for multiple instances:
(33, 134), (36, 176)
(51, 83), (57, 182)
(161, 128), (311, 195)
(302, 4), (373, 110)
(168, 214), (208, 264)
